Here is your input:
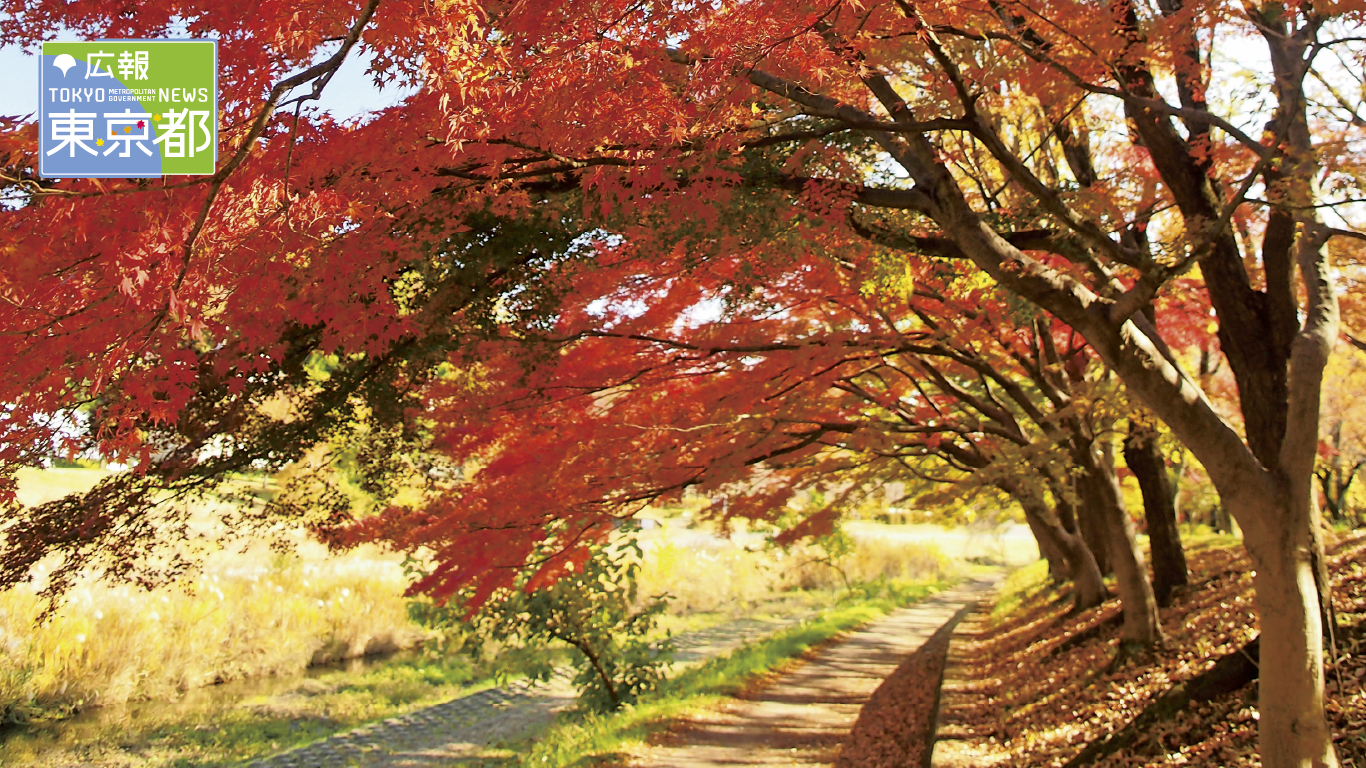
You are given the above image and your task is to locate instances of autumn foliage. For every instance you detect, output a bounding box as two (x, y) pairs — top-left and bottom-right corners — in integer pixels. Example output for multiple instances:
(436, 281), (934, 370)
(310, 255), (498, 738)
(3, 0), (1366, 763)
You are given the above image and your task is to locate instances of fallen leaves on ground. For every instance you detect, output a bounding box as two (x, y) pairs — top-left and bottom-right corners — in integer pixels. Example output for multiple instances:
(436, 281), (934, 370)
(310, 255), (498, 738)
(838, 616), (958, 767)
(932, 532), (1366, 767)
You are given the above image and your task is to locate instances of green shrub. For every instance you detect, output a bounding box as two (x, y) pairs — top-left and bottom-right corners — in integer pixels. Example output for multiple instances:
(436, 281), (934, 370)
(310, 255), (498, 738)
(458, 539), (673, 712)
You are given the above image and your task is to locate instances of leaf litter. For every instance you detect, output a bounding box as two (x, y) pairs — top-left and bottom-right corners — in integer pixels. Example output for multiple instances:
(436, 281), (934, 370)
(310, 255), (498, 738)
(919, 532), (1366, 767)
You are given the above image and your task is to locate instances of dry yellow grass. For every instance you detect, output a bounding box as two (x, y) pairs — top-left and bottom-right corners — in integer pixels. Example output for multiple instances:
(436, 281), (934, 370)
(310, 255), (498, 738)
(12, 467), (106, 507)
(635, 522), (956, 614)
(0, 539), (427, 718)
(1, 470), (429, 720)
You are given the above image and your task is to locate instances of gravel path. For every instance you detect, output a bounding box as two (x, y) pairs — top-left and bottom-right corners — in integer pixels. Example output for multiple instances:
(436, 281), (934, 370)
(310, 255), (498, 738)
(627, 577), (999, 768)
(242, 608), (820, 767)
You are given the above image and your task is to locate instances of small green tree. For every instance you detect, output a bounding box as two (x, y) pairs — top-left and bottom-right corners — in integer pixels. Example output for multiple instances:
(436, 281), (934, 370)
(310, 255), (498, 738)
(799, 527), (856, 592)
(460, 537), (672, 712)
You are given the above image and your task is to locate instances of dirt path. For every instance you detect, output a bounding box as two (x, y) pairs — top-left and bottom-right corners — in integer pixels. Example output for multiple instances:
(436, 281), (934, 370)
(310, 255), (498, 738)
(243, 608), (820, 768)
(628, 577), (999, 768)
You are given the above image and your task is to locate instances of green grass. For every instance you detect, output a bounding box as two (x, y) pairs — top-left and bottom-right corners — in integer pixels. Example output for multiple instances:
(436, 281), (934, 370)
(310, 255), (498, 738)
(988, 560), (1053, 624)
(1175, 525), (1243, 551)
(518, 579), (947, 768)
(647, 590), (826, 641)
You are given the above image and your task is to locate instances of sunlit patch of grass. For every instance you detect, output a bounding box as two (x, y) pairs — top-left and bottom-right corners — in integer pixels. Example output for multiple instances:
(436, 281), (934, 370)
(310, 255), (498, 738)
(637, 540), (783, 615)
(519, 579), (946, 768)
(1177, 525), (1243, 551)
(647, 591), (825, 642)
(989, 559), (1053, 625)
(12, 467), (108, 507)
(844, 520), (1042, 566)
(801, 537), (956, 589)
(635, 521), (955, 616)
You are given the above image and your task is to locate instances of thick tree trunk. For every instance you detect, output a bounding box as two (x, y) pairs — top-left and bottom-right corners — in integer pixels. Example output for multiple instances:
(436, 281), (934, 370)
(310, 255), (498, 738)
(1075, 440), (1163, 644)
(1244, 493), (1337, 768)
(1054, 520), (1108, 611)
(1048, 473), (1111, 576)
(1124, 424), (1189, 607)
(1070, 480), (1112, 575)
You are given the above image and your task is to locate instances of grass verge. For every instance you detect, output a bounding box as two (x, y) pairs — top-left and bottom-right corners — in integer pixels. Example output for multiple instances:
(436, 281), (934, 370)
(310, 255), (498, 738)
(987, 559), (1052, 625)
(0, 585), (865, 767)
(520, 579), (948, 768)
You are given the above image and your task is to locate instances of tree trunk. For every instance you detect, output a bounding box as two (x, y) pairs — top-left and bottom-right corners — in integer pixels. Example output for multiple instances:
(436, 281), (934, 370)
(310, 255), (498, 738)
(1048, 472), (1110, 576)
(1013, 486), (1107, 610)
(1054, 519), (1108, 612)
(1024, 506), (1070, 584)
(1075, 439), (1163, 644)
(1167, 452), (1186, 525)
(1319, 421), (1363, 524)
(1124, 423), (1189, 607)
(1319, 470), (1343, 522)
(1243, 491), (1337, 768)
(1069, 478), (1112, 575)
(1325, 420), (1345, 521)
(1050, 476), (1080, 534)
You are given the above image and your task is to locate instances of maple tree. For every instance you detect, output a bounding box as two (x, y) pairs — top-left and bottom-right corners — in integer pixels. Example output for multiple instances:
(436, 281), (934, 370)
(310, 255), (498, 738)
(3, 0), (1366, 763)
(342, 246), (1153, 632)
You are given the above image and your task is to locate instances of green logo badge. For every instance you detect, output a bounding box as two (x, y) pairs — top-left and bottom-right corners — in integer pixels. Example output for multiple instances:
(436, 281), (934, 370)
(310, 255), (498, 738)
(40, 40), (219, 178)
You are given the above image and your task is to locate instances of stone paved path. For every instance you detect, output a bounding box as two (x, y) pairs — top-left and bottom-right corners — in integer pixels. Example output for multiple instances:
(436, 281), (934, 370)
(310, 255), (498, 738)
(628, 577), (999, 768)
(243, 609), (820, 767)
